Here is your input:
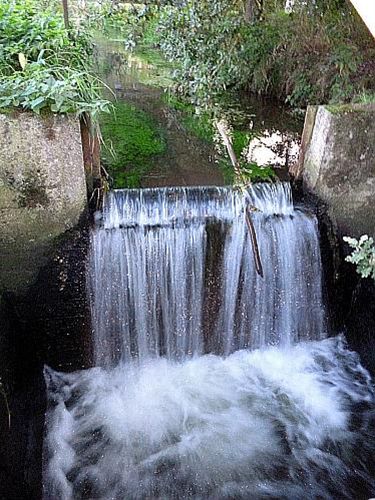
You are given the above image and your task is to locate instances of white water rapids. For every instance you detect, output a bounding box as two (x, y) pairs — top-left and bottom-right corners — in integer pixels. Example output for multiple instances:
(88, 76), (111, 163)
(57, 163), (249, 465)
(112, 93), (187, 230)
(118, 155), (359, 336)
(43, 183), (375, 499)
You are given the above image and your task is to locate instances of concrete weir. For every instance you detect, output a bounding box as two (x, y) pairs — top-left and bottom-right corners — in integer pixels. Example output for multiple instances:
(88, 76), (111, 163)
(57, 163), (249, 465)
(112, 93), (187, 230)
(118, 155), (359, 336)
(292, 103), (375, 238)
(0, 103), (374, 497)
(0, 112), (91, 498)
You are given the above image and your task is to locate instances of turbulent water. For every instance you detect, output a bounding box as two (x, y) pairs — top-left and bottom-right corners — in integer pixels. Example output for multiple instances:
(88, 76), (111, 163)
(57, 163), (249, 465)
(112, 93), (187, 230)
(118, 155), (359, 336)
(89, 184), (325, 366)
(44, 337), (375, 499)
(43, 183), (375, 499)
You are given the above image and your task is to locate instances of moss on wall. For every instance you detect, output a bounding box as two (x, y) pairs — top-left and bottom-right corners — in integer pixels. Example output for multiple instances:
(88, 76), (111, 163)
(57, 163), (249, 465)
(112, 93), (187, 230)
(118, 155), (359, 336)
(100, 102), (166, 188)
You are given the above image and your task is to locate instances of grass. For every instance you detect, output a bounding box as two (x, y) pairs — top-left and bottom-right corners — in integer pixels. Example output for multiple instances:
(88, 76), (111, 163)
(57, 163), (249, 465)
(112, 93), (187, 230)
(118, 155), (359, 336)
(100, 102), (166, 188)
(325, 101), (375, 115)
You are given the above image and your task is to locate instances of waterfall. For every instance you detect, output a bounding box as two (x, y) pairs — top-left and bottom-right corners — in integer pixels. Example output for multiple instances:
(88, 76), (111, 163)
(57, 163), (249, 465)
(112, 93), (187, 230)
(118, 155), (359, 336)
(43, 182), (375, 500)
(89, 183), (325, 366)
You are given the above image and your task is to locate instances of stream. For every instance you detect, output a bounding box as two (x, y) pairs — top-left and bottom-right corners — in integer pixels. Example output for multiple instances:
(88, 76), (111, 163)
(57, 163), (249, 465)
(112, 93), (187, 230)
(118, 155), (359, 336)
(43, 183), (375, 499)
(95, 36), (303, 187)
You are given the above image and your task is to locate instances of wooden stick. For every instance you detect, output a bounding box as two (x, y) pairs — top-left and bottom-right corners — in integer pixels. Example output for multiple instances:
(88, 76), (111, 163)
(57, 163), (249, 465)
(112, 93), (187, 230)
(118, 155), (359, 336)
(216, 120), (243, 180)
(215, 119), (264, 278)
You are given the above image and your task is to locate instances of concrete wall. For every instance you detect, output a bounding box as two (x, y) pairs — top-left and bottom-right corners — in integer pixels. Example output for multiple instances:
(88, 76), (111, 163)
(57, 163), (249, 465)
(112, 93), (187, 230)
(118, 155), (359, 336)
(292, 103), (375, 239)
(0, 112), (88, 292)
(0, 112), (90, 499)
(292, 103), (375, 375)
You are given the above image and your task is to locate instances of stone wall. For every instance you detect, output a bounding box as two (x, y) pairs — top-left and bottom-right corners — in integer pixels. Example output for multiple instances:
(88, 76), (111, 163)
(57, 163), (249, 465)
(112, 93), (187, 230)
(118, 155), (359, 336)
(0, 112), (90, 499)
(292, 104), (375, 239)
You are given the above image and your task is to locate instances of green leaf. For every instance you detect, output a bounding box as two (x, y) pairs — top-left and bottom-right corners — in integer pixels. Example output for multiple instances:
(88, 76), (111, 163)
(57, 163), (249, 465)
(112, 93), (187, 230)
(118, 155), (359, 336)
(30, 95), (46, 109)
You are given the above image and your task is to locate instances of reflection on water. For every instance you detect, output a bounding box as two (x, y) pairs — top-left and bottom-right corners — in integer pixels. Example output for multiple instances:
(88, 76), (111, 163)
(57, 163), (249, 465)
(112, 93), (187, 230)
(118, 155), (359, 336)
(95, 36), (173, 94)
(246, 129), (300, 169)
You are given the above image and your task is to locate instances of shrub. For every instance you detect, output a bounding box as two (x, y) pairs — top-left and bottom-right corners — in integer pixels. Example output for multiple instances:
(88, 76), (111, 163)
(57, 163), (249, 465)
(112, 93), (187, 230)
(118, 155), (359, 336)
(0, 0), (109, 119)
(153, 0), (375, 109)
(344, 235), (375, 281)
(156, 1), (249, 109)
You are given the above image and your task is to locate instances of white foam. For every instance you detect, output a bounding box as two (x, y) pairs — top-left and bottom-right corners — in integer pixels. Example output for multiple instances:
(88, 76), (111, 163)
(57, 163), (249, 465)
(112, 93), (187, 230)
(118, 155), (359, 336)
(43, 336), (375, 499)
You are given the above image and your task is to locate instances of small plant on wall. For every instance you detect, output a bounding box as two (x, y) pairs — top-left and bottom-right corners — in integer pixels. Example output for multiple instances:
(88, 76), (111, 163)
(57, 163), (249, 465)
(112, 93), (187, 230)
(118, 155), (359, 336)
(344, 235), (375, 281)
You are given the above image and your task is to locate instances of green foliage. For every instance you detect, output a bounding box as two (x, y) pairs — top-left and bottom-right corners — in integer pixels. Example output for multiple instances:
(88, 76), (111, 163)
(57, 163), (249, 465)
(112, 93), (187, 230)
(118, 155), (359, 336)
(93, 2), (156, 52)
(156, 1), (248, 109)
(233, 130), (251, 157)
(165, 94), (214, 142)
(247, 5), (374, 106)
(239, 162), (276, 183)
(353, 91), (375, 105)
(218, 158), (276, 185)
(0, 0), (109, 118)
(344, 235), (375, 281)
(152, 0), (374, 109)
(141, 13), (161, 48)
(100, 102), (166, 188)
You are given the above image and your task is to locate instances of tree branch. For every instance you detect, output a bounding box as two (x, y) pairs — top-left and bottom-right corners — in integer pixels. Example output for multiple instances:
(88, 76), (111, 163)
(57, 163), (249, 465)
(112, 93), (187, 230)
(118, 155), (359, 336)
(215, 119), (264, 278)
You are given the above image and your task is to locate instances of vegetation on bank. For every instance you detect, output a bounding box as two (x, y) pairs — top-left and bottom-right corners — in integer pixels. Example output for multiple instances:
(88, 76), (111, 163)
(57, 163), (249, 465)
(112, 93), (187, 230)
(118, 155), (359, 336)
(100, 102), (166, 188)
(91, 0), (373, 187)
(0, 0), (109, 119)
(344, 235), (375, 282)
(5, 1), (370, 188)
(104, 1), (374, 110)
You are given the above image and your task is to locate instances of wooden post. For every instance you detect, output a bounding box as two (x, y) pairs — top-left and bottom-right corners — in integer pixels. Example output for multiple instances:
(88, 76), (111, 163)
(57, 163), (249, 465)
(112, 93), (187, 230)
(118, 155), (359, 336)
(62, 0), (69, 29)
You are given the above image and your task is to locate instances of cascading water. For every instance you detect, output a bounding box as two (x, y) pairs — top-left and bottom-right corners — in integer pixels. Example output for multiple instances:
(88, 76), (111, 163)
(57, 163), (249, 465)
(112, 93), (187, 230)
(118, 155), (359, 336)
(89, 183), (324, 365)
(43, 183), (375, 500)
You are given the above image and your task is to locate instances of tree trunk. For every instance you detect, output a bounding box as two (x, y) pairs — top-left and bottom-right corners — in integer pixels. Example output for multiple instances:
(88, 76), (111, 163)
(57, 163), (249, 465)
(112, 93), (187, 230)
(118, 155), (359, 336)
(62, 0), (69, 29)
(244, 0), (255, 22)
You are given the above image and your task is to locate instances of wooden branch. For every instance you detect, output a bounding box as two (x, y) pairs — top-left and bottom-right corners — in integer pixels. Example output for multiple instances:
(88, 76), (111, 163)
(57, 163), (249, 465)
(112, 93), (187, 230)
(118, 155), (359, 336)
(215, 119), (264, 278)
(215, 120), (243, 180)
(244, 0), (255, 23)
(245, 206), (264, 277)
